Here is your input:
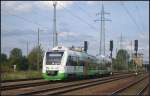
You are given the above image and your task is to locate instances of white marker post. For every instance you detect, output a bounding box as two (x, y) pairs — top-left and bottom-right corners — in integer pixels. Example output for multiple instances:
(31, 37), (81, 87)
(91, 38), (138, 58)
(13, 64), (16, 72)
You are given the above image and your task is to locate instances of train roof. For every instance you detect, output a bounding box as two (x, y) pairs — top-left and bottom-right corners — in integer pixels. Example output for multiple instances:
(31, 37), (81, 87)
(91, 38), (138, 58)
(52, 46), (68, 51)
(96, 55), (112, 62)
(48, 46), (111, 62)
(50, 45), (94, 56)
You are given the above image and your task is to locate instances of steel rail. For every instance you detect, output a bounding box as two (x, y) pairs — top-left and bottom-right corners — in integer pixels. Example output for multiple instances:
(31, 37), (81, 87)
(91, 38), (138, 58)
(1, 78), (42, 83)
(1, 80), (51, 91)
(21, 74), (135, 95)
(136, 83), (149, 96)
(1, 73), (130, 91)
(111, 75), (148, 96)
(1, 77), (90, 91)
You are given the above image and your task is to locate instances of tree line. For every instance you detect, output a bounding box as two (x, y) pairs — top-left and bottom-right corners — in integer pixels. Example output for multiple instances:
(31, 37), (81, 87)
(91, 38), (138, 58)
(1, 46), (44, 72)
(1, 47), (139, 72)
(112, 49), (139, 72)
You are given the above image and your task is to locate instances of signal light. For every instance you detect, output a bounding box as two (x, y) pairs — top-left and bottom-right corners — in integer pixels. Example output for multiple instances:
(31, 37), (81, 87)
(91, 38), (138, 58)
(110, 40), (113, 51)
(134, 40), (138, 51)
(84, 41), (88, 52)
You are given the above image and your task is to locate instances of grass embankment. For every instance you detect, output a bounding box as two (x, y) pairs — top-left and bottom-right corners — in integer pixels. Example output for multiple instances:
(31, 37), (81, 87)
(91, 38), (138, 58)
(1, 71), (42, 81)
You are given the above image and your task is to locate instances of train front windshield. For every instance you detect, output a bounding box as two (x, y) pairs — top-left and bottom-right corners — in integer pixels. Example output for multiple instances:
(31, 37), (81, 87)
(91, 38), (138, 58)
(46, 52), (64, 65)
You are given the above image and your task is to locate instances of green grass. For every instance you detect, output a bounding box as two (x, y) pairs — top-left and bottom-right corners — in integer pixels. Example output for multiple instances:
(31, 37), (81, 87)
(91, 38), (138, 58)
(1, 71), (42, 81)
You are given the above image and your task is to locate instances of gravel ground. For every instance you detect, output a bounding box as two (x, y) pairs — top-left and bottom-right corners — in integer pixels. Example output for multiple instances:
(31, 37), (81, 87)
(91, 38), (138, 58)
(1, 73), (146, 96)
(1, 79), (44, 87)
(118, 78), (149, 95)
(1, 74), (130, 95)
(1, 75), (115, 95)
(143, 86), (149, 96)
(62, 74), (146, 95)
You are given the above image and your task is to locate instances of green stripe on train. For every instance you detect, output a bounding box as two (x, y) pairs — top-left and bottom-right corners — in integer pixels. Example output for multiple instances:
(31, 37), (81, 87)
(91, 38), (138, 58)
(43, 73), (67, 80)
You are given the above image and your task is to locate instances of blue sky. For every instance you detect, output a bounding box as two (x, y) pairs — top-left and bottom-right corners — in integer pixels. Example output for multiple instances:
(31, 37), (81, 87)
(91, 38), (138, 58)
(1, 1), (149, 61)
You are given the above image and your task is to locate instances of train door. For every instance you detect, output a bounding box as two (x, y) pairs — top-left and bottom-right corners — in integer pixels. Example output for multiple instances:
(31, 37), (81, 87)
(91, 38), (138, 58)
(74, 56), (78, 73)
(83, 60), (88, 76)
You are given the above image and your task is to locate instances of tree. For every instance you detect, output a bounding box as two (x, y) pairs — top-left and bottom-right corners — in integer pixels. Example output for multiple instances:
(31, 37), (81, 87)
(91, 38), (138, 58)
(114, 49), (130, 71)
(1, 53), (9, 72)
(112, 58), (116, 72)
(27, 45), (44, 71)
(19, 56), (29, 70)
(9, 48), (22, 59)
(1, 53), (8, 64)
(128, 59), (136, 71)
(9, 48), (23, 70)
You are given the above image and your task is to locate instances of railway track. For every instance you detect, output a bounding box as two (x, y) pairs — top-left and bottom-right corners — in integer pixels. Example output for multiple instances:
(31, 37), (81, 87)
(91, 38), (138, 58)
(1, 77), (89, 91)
(1, 72), (145, 96)
(1, 78), (42, 83)
(1, 73), (135, 96)
(1, 79), (50, 90)
(19, 73), (136, 95)
(137, 83), (149, 96)
(1, 72), (133, 91)
(111, 74), (149, 96)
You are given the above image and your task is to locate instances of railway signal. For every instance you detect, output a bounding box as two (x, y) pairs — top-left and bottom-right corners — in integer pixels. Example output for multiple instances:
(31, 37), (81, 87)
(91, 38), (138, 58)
(84, 41), (88, 53)
(134, 40), (138, 75)
(109, 40), (113, 58)
(110, 40), (113, 75)
(134, 40), (138, 52)
(110, 40), (113, 51)
(13, 64), (16, 72)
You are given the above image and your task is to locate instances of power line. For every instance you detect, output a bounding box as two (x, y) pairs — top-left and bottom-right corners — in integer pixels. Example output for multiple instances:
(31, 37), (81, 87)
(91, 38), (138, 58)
(135, 5), (146, 31)
(59, 3), (98, 32)
(2, 1), (53, 28)
(3, 12), (48, 29)
(74, 3), (100, 32)
(31, 9), (53, 22)
(120, 2), (144, 35)
(75, 3), (94, 19)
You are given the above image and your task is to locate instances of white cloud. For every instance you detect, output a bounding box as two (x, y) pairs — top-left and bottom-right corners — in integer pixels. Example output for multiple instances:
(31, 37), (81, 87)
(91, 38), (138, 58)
(1, 1), (33, 13)
(139, 32), (149, 39)
(86, 1), (116, 5)
(87, 1), (97, 5)
(15, 4), (32, 12)
(86, 1), (127, 5)
(57, 31), (78, 37)
(1, 1), (74, 14)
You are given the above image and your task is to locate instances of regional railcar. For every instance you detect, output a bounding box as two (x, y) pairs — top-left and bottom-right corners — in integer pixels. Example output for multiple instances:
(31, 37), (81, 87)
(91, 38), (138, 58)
(42, 46), (112, 80)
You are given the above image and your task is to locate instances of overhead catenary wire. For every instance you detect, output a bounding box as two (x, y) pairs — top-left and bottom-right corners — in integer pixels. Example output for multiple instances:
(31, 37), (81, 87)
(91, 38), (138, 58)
(135, 5), (146, 31)
(120, 2), (145, 36)
(58, 2), (98, 32)
(3, 12), (49, 29)
(2, 2), (98, 33)
(74, 3), (94, 19)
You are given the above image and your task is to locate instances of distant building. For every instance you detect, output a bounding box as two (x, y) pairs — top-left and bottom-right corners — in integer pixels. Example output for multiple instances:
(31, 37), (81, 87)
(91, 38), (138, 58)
(143, 62), (149, 72)
(132, 53), (144, 66)
(143, 61), (149, 65)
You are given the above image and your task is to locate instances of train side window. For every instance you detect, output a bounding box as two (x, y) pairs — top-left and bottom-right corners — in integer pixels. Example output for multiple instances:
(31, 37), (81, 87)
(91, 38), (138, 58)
(67, 56), (72, 66)
(80, 60), (84, 66)
(67, 56), (87, 66)
(76, 57), (79, 66)
(67, 56), (77, 66)
(79, 58), (84, 66)
(72, 56), (77, 66)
